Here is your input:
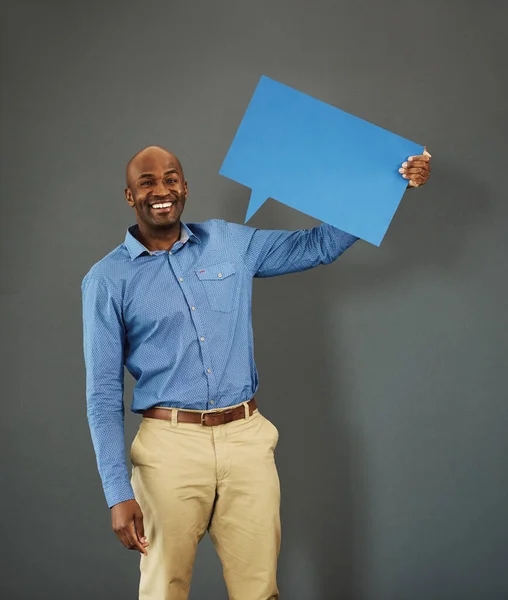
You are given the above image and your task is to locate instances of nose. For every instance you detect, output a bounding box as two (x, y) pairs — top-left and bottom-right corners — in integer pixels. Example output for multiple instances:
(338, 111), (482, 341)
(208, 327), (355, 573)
(152, 180), (170, 197)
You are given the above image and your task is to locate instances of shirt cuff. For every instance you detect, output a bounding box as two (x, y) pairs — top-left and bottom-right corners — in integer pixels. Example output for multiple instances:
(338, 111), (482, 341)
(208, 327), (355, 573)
(104, 480), (136, 509)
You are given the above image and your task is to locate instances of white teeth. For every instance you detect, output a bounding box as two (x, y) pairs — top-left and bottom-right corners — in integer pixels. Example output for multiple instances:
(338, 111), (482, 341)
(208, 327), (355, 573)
(152, 202), (173, 209)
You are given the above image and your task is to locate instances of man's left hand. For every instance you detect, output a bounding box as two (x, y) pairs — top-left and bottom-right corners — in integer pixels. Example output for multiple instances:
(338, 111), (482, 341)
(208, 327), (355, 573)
(399, 147), (432, 188)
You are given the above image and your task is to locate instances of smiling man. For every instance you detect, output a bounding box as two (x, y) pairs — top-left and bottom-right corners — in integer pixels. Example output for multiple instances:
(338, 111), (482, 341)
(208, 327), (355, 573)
(81, 144), (431, 600)
(125, 149), (188, 247)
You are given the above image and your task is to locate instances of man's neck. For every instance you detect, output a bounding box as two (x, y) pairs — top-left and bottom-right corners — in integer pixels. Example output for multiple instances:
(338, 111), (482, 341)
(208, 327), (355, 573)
(135, 221), (182, 252)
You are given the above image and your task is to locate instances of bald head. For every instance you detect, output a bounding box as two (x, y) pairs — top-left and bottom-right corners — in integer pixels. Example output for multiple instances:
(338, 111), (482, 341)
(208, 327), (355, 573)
(125, 145), (184, 189)
(124, 145), (188, 232)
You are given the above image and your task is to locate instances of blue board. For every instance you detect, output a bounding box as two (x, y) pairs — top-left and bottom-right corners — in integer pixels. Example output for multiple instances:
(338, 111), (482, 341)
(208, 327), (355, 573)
(219, 75), (424, 246)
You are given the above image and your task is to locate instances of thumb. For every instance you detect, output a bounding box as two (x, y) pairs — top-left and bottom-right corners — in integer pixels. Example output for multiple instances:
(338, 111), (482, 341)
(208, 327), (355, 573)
(423, 146), (432, 158)
(134, 509), (146, 543)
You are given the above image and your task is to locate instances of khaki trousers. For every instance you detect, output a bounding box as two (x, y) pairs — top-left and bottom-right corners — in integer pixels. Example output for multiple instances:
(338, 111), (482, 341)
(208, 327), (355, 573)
(130, 403), (281, 600)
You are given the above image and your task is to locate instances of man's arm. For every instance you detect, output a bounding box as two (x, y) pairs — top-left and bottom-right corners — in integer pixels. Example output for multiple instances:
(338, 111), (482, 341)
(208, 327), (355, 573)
(82, 275), (132, 506)
(81, 274), (148, 555)
(226, 148), (431, 275)
(227, 221), (358, 278)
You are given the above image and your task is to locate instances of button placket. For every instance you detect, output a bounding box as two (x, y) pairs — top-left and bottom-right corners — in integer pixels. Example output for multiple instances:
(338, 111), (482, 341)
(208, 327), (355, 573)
(167, 252), (218, 403)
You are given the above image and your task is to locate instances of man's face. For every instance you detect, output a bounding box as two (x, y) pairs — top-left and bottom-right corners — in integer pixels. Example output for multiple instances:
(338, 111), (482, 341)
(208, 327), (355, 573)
(125, 151), (188, 230)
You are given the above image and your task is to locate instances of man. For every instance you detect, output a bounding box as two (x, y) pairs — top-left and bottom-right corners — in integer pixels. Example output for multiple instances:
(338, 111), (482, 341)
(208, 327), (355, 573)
(81, 145), (431, 599)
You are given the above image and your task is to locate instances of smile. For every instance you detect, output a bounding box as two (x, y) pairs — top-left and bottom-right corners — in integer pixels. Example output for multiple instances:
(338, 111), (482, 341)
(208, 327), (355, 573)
(150, 202), (174, 211)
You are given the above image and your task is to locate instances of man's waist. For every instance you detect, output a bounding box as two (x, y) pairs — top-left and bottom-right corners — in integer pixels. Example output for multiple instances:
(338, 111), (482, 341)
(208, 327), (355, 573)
(132, 388), (257, 413)
(141, 397), (257, 427)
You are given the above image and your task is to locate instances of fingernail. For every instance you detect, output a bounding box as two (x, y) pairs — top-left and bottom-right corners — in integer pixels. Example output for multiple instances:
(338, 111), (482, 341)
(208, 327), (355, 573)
(408, 157), (413, 161)
(402, 162), (408, 168)
(399, 168), (404, 173)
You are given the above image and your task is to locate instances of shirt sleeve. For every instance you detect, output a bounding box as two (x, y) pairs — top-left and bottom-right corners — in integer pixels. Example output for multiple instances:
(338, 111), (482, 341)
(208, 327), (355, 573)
(226, 221), (359, 277)
(81, 274), (135, 508)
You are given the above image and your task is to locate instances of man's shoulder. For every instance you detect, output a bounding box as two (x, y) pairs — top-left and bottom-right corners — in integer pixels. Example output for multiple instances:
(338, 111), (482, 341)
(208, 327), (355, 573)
(81, 243), (129, 288)
(186, 218), (227, 233)
(186, 218), (252, 238)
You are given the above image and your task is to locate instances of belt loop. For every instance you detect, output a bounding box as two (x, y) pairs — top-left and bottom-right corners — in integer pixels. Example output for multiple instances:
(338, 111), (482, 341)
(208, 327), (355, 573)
(171, 408), (178, 427)
(243, 402), (250, 420)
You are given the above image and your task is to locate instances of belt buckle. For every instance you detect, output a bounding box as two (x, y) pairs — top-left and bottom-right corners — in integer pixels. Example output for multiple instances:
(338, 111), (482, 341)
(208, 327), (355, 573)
(201, 408), (234, 427)
(201, 409), (221, 426)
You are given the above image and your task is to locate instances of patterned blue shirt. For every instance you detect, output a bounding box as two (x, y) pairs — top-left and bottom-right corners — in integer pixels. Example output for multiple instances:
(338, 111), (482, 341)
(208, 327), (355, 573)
(81, 219), (358, 507)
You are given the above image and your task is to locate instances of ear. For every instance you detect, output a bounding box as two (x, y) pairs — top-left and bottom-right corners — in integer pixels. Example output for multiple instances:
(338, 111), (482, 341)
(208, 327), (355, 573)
(183, 181), (188, 200)
(125, 187), (134, 206)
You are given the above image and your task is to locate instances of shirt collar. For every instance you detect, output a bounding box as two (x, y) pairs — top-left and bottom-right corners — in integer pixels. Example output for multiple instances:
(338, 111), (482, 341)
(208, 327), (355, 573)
(124, 222), (201, 261)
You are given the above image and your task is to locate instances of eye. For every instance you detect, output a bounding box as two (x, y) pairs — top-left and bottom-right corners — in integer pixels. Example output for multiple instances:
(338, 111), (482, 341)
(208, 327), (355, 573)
(165, 178), (177, 184)
(140, 181), (152, 187)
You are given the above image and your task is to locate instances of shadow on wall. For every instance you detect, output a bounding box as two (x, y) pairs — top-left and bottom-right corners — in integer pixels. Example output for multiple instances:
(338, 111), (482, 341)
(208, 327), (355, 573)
(220, 156), (490, 600)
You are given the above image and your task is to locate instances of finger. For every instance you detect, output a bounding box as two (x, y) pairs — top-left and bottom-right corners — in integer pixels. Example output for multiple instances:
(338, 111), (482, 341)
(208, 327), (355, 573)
(113, 521), (133, 550)
(125, 522), (148, 555)
(402, 160), (430, 170)
(399, 169), (429, 185)
(116, 530), (133, 550)
(134, 513), (148, 548)
(405, 167), (429, 177)
(408, 179), (420, 187)
(402, 170), (428, 184)
(399, 162), (429, 176)
(399, 166), (429, 177)
(407, 147), (431, 162)
(408, 174), (427, 186)
(407, 155), (430, 164)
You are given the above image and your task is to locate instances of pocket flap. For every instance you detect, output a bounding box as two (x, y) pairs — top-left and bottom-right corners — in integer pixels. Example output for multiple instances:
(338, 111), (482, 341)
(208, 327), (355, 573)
(195, 262), (236, 281)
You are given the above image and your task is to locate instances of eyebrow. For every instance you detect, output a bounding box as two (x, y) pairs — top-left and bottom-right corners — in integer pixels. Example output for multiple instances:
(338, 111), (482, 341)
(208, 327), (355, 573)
(138, 169), (179, 180)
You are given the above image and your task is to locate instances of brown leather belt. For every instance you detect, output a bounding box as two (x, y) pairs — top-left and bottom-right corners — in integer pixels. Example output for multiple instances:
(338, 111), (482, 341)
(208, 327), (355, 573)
(142, 397), (257, 427)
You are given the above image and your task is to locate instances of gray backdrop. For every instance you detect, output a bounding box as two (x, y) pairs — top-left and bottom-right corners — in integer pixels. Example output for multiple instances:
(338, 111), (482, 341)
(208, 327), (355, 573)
(1, 0), (507, 598)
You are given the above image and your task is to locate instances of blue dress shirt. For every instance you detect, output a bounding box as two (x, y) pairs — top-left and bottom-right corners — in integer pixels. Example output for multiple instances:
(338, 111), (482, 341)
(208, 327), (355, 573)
(81, 219), (358, 507)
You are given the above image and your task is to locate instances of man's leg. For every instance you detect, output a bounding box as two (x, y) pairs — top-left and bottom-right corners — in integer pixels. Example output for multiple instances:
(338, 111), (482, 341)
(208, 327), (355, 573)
(208, 408), (281, 600)
(130, 414), (217, 600)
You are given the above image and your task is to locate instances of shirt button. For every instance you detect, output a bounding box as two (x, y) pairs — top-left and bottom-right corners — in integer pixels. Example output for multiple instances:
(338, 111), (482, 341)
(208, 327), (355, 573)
(191, 306), (196, 311)
(207, 368), (212, 373)
(218, 273), (223, 278)
(200, 337), (205, 342)
(179, 277), (183, 282)
(169, 251), (172, 255)
(210, 400), (215, 405)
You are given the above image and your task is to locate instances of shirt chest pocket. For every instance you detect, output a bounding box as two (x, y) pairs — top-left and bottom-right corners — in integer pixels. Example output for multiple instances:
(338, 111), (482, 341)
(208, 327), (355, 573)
(195, 262), (237, 313)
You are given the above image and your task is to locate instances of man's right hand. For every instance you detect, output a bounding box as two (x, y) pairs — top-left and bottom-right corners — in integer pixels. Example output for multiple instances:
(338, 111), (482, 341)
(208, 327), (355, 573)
(111, 499), (149, 555)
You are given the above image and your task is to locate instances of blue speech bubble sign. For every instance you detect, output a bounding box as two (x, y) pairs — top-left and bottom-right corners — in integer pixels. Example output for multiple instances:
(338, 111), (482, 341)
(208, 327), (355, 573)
(219, 75), (424, 246)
